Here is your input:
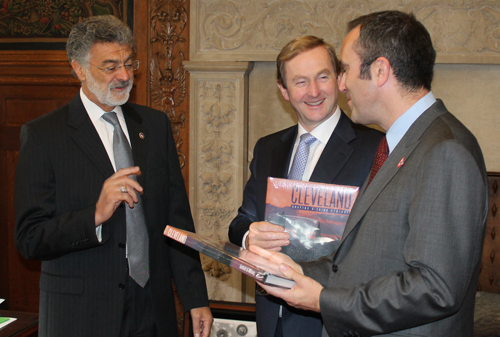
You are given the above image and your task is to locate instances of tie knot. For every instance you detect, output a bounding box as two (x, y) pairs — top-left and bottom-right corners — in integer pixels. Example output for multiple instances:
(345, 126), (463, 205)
(300, 133), (316, 146)
(102, 111), (119, 126)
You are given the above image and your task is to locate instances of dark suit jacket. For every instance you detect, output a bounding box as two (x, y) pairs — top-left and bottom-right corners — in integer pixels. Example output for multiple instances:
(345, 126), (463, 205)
(15, 94), (209, 337)
(229, 111), (384, 337)
(302, 100), (488, 337)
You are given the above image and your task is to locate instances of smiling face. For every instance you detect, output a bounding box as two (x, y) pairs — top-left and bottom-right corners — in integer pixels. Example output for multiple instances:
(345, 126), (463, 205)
(278, 46), (339, 132)
(72, 42), (134, 112)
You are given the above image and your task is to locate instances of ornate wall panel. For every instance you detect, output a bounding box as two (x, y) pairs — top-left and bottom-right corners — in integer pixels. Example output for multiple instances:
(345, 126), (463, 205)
(190, 0), (500, 63)
(147, 0), (191, 183)
(478, 172), (500, 293)
(185, 61), (255, 302)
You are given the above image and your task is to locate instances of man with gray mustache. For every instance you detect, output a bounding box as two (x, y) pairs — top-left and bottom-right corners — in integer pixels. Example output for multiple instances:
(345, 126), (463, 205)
(15, 15), (212, 337)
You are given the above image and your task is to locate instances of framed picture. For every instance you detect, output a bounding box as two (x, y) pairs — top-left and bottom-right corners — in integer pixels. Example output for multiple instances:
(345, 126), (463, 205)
(0, 0), (132, 50)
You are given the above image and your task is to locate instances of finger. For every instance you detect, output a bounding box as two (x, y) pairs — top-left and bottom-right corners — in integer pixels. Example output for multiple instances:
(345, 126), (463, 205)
(251, 221), (286, 232)
(201, 320), (210, 337)
(279, 263), (296, 278)
(249, 229), (289, 243)
(192, 317), (201, 337)
(118, 176), (143, 194)
(279, 261), (304, 276)
(114, 166), (141, 178)
(249, 245), (273, 259)
(249, 238), (288, 250)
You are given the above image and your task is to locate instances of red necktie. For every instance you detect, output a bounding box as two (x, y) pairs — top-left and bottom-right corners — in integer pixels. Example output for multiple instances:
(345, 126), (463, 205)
(367, 136), (389, 187)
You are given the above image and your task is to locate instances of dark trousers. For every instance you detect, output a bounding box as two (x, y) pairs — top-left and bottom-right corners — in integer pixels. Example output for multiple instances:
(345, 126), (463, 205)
(119, 276), (157, 337)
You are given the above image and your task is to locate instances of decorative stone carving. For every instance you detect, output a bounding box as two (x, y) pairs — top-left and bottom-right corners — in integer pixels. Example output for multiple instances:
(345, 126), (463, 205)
(191, 0), (500, 63)
(185, 61), (255, 301)
(150, 0), (189, 168)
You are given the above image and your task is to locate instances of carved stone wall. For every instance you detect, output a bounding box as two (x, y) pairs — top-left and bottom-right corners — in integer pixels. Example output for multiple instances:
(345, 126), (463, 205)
(187, 0), (500, 303)
(185, 61), (255, 302)
(191, 0), (500, 63)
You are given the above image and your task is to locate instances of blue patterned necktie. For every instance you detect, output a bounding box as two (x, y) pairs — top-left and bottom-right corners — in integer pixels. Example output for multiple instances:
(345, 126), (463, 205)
(288, 133), (317, 181)
(102, 111), (150, 287)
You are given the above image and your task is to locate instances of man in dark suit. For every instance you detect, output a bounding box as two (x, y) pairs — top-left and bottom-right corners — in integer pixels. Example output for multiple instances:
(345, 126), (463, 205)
(14, 15), (212, 337)
(228, 36), (383, 337)
(251, 11), (488, 337)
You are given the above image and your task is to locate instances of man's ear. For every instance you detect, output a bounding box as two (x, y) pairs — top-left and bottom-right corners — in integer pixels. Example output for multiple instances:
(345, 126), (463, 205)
(277, 80), (290, 102)
(71, 60), (86, 82)
(371, 57), (390, 87)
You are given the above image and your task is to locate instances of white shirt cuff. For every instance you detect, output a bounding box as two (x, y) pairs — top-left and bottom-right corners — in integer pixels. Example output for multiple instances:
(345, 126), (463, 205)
(96, 225), (102, 243)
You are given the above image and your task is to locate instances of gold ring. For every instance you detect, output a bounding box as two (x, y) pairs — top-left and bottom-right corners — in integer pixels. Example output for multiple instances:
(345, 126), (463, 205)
(120, 185), (128, 193)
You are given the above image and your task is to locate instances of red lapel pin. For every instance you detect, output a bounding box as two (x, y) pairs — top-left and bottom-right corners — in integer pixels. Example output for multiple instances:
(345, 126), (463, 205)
(397, 158), (405, 168)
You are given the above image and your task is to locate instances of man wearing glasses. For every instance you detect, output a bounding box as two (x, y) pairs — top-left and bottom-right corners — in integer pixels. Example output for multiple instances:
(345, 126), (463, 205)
(14, 15), (212, 337)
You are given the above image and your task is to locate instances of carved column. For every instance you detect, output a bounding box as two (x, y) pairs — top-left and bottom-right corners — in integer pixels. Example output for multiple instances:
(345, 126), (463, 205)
(184, 61), (255, 302)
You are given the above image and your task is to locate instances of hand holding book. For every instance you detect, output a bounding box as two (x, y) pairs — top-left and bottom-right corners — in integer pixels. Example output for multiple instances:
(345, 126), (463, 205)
(247, 245), (322, 313)
(164, 226), (296, 288)
(247, 245), (303, 275)
(246, 221), (290, 252)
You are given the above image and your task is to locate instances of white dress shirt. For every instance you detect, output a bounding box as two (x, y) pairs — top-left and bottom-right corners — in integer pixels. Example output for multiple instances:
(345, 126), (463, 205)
(80, 89), (131, 241)
(242, 106), (341, 248)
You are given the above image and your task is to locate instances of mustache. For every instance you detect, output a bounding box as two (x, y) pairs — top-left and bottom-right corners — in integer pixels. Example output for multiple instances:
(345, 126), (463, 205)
(109, 80), (132, 89)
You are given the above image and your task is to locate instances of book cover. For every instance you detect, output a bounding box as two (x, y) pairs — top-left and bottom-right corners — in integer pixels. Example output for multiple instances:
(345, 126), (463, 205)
(265, 177), (359, 262)
(164, 225), (295, 288)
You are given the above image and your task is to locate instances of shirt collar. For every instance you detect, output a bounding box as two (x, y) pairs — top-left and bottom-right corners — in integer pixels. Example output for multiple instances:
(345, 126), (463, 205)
(386, 91), (436, 153)
(80, 88), (124, 123)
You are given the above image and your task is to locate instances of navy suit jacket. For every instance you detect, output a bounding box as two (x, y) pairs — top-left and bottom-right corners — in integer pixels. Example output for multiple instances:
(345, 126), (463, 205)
(229, 111), (384, 337)
(15, 94), (209, 337)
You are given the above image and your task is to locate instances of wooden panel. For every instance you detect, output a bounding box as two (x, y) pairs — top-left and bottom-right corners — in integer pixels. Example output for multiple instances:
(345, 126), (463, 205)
(0, 0), (190, 320)
(478, 172), (500, 294)
(0, 50), (81, 312)
(6, 99), (58, 126)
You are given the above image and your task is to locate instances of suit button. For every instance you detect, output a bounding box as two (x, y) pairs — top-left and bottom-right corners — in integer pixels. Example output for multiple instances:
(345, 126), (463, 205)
(119, 283), (125, 289)
(118, 242), (126, 248)
(332, 264), (338, 273)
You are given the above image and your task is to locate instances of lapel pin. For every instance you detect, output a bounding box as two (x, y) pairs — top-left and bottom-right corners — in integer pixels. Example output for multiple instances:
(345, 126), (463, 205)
(139, 132), (145, 139)
(397, 158), (405, 168)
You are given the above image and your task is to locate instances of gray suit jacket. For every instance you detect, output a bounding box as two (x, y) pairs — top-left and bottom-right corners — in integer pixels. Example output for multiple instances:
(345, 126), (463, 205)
(15, 94), (209, 337)
(302, 100), (488, 337)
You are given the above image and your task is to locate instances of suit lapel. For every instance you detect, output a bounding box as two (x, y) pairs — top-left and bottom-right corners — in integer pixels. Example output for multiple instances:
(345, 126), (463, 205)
(270, 126), (297, 179)
(340, 100), (449, 243)
(68, 95), (114, 178)
(122, 103), (147, 187)
(310, 111), (355, 184)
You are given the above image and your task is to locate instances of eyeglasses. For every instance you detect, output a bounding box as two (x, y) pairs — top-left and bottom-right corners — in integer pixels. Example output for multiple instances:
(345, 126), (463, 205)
(88, 60), (141, 75)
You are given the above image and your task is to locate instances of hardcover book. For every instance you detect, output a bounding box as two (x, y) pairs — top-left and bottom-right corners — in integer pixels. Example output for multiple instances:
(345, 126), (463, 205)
(265, 177), (359, 262)
(164, 225), (295, 289)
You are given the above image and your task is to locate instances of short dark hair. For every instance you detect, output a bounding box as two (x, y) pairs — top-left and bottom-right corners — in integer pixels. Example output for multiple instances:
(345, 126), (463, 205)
(277, 35), (341, 89)
(66, 15), (133, 73)
(348, 11), (436, 92)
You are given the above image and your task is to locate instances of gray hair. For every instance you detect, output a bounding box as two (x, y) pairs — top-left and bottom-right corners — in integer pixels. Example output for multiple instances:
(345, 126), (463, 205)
(66, 15), (133, 73)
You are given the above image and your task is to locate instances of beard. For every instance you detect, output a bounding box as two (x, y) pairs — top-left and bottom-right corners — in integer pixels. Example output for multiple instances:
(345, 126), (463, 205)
(85, 69), (133, 108)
